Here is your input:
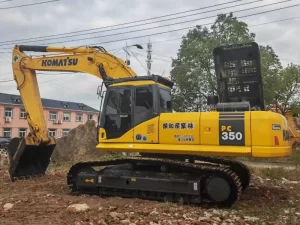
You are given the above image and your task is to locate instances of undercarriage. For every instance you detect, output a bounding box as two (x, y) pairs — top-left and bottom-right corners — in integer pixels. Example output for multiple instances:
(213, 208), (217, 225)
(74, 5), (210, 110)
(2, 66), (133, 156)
(67, 154), (251, 208)
(7, 137), (251, 208)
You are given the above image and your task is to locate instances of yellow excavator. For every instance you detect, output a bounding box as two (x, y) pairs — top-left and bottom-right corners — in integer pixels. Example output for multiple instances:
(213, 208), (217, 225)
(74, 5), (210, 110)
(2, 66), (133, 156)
(7, 42), (291, 208)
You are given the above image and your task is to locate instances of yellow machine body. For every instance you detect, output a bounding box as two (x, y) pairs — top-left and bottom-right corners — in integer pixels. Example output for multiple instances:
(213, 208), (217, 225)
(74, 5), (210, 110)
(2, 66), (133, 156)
(98, 81), (291, 158)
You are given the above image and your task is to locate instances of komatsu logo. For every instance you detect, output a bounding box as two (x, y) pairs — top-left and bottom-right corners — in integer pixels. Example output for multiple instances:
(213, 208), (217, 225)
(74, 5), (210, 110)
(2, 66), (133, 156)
(41, 57), (78, 67)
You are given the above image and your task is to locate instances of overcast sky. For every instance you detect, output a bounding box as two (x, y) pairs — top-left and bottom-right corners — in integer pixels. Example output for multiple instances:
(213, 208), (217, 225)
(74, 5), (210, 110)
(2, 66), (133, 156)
(0, 0), (299, 110)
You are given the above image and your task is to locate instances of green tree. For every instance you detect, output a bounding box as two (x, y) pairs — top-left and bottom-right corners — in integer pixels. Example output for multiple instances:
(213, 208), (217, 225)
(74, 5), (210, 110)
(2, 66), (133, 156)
(171, 13), (255, 111)
(274, 64), (300, 115)
(259, 45), (282, 105)
(170, 13), (285, 112)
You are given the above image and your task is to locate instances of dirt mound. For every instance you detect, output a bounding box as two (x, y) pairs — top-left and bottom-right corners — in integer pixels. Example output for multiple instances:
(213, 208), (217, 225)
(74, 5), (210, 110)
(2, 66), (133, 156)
(51, 120), (105, 164)
(0, 149), (8, 169)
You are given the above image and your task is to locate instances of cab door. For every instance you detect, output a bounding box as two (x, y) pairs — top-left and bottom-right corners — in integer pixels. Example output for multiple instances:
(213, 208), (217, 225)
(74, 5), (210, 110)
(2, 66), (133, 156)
(100, 86), (134, 142)
(133, 85), (159, 143)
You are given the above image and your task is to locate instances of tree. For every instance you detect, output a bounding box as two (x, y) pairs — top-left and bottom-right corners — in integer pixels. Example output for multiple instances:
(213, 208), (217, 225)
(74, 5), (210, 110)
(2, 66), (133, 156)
(171, 13), (255, 111)
(259, 45), (282, 105)
(274, 64), (300, 115)
(170, 13), (286, 112)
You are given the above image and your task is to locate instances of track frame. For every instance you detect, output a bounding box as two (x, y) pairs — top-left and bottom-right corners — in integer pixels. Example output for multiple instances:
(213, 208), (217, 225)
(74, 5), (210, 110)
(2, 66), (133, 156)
(67, 156), (246, 208)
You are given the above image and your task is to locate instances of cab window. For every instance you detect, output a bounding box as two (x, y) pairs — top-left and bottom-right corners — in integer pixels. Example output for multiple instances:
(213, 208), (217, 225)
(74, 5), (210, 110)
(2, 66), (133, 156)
(134, 86), (154, 125)
(159, 88), (172, 112)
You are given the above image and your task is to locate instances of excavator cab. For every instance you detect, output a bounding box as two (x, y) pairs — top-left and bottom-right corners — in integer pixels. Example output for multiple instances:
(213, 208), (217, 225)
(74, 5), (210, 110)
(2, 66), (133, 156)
(97, 75), (173, 141)
(209, 42), (265, 112)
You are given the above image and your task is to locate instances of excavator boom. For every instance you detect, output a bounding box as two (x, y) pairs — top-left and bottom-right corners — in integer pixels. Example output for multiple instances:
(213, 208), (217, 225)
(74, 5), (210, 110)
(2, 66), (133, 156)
(9, 44), (136, 181)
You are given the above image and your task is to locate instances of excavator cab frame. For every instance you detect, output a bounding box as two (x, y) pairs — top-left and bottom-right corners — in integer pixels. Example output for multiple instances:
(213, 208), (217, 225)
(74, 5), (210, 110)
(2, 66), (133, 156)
(98, 75), (173, 141)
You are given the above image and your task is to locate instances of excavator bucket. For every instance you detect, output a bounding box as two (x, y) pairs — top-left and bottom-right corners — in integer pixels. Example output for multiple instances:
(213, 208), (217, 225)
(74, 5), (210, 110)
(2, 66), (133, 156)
(7, 137), (55, 181)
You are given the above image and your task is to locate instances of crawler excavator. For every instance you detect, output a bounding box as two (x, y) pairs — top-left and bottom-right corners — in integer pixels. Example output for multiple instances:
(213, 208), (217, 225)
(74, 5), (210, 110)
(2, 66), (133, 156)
(7, 42), (291, 208)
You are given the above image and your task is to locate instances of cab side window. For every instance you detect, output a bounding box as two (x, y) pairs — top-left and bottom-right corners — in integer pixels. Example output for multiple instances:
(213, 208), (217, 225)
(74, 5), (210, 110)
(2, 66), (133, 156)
(159, 88), (172, 112)
(134, 86), (154, 125)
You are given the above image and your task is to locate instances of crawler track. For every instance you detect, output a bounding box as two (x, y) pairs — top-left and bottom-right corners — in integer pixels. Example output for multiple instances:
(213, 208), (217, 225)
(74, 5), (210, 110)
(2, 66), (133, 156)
(140, 153), (252, 191)
(66, 157), (243, 208)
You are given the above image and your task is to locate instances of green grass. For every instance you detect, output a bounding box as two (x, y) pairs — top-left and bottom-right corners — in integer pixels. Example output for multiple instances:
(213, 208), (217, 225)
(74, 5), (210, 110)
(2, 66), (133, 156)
(224, 149), (300, 165)
(250, 166), (300, 181)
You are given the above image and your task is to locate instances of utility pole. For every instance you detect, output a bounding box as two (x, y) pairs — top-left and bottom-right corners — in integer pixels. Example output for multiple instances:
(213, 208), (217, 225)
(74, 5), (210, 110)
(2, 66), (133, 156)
(146, 39), (152, 76)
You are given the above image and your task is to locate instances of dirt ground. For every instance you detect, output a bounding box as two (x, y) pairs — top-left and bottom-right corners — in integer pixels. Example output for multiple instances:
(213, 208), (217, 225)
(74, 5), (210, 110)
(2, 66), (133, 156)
(0, 167), (299, 225)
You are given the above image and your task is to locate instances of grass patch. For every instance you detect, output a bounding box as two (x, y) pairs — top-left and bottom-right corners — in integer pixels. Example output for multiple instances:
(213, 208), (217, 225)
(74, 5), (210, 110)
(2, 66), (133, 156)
(250, 166), (300, 181)
(224, 149), (300, 165)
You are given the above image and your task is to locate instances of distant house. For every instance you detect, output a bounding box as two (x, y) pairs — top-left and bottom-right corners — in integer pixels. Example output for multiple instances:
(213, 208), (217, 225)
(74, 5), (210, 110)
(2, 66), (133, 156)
(0, 92), (99, 138)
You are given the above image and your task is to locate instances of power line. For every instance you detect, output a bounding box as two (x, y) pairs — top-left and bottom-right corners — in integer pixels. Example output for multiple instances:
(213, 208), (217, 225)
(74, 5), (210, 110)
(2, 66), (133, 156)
(0, 13), (299, 57)
(128, 49), (148, 72)
(1, 14), (300, 78)
(0, 0), (294, 49)
(132, 51), (172, 63)
(281, 58), (300, 63)
(2, 0), (267, 47)
(1, 9), (300, 79)
(0, 0), (244, 44)
(0, 79), (13, 82)
(0, 0), (13, 3)
(0, 0), (262, 46)
(0, 72), (12, 76)
(84, 2), (300, 47)
(0, 0), (59, 10)
(107, 38), (183, 53)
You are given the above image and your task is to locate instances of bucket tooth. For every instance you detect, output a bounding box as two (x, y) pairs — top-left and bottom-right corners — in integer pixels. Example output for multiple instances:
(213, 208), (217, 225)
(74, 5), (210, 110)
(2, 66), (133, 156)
(7, 137), (55, 181)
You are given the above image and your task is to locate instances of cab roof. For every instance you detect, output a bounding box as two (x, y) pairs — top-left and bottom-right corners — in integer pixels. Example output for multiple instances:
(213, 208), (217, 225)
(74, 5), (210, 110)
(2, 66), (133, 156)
(104, 74), (174, 89)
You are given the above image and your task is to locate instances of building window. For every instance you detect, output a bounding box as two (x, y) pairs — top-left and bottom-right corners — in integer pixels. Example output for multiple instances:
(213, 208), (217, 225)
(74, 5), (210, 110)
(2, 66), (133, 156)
(19, 128), (27, 137)
(4, 108), (13, 118)
(63, 112), (71, 121)
(48, 129), (57, 138)
(76, 113), (82, 122)
(88, 114), (93, 120)
(77, 103), (84, 110)
(20, 109), (26, 119)
(3, 128), (11, 137)
(62, 129), (70, 136)
(49, 111), (57, 120)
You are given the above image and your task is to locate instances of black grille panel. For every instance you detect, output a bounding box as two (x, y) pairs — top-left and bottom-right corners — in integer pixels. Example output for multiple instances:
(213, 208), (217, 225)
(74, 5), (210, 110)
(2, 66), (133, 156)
(213, 42), (264, 110)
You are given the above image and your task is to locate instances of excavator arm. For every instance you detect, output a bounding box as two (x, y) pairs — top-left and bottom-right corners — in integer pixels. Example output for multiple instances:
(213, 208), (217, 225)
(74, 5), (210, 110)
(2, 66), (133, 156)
(8, 44), (136, 181)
